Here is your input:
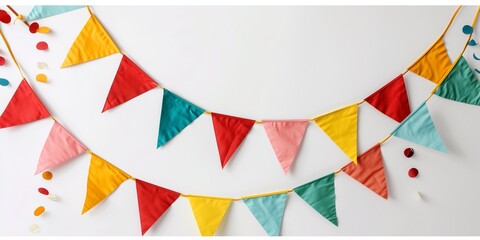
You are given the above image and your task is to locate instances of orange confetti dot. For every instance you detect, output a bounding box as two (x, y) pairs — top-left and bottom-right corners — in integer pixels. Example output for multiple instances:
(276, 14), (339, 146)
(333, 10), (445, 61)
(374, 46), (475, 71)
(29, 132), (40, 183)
(34, 206), (45, 216)
(42, 171), (53, 180)
(37, 26), (51, 33)
(36, 74), (48, 83)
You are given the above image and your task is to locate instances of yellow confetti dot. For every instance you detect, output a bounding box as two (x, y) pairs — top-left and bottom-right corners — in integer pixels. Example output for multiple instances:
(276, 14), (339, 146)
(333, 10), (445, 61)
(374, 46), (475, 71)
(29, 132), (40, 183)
(37, 26), (51, 33)
(36, 74), (48, 83)
(42, 171), (53, 180)
(34, 206), (45, 216)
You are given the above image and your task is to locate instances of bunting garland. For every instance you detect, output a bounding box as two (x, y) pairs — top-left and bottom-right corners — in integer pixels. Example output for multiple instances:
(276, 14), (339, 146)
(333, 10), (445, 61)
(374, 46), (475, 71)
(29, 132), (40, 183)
(188, 196), (232, 236)
(409, 39), (452, 84)
(25, 6), (85, 21)
(243, 192), (288, 236)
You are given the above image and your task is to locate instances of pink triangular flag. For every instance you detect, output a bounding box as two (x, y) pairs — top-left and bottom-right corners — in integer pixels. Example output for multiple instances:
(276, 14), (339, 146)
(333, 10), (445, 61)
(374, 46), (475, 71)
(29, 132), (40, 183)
(262, 120), (309, 174)
(35, 121), (86, 174)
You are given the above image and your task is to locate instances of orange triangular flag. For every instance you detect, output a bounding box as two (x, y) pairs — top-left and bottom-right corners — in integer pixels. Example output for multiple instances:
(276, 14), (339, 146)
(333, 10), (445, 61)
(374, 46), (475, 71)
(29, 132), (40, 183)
(409, 39), (452, 84)
(0, 79), (50, 128)
(102, 55), (158, 112)
(82, 153), (131, 214)
(342, 143), (388, 199)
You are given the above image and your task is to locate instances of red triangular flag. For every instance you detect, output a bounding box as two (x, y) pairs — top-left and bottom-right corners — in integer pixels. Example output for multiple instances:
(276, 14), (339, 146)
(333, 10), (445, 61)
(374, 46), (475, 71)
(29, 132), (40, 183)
(212, 113), (255, 169)
(342, 143), (388, 199)
(0, 79), (50, 128)
(102, 55), (158, 112)
(136, 179), (180, 235)
(365, 74), (411, 123)
(35, 121), (86, 174)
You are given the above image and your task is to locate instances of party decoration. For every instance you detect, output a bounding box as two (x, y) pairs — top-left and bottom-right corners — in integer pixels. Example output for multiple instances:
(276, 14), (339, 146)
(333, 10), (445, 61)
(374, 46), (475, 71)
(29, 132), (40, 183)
(416, 191), (423, 200)
(157, 89), (204, 148)
(188, 196), (232, 236)
(33, 206), (45, 216)
(37, 26), (51, 34)
(243, 192), (288, 236)
(0, 79), (50, 129)
(342, 144), (388, 199)
(0, 78), (9, 86)
(314, 104), (358, 164)
(391, 102), (447, 153)
(102, 55), (158, 112)
(35, 121), (86, 174)
(409, 39), (451, 83)
(365, 74), (411, 122)
(29, 224), (40, 233)
(0, 10), (11, 24)
(82, 153), (131, 214)
(404, 148), (414, 158)
(476, 69), (480, 74)
(435, 56), (480, 106)
(408, 168), (419, 178)
(48, 194), (58, 201)
(462, 25), (473, 34)
(212, 113), (255, 168)
(42, 171), (53, 180)
(474, 53), (480, 61)
(262, 120), (309, 174)
(38, 188), (49, 195)
(37, 62), (47, 69)
(29, 22), (39, 33)
(25, 6), (84, 21)
(469, 39), (478, 46)
(135, 179), (180, 236)
(36, 41), (48, 50)
(35, 74), (47, 83)
(293, 173), (338, 226)
(0, 56), (5, 66)
(61, 15), (120, 68)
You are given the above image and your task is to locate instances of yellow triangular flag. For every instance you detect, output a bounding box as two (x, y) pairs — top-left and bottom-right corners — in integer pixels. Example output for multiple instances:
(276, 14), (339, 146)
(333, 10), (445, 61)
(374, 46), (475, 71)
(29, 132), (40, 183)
(82, 153), (130, 214)
(188, 196), (232, 236)
(314, 103), (358, 164)
(409, 39), (452, 84)
(62, 15), (120, 68)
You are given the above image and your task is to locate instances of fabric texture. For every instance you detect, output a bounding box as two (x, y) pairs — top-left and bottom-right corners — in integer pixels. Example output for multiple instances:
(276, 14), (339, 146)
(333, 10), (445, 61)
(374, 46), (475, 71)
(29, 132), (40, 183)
(409, 39), (452, 83)
(188, 196), (232, 236)
(26, 6), (84, 21)
(243, 193), (288, 236)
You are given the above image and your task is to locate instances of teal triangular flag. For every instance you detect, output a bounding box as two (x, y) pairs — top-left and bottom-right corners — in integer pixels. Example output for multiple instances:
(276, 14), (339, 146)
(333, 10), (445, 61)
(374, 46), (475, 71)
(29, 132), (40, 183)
(157, 89), (204, 148)
(435, 56), (480, 106)
(26, 6), (85, 21)
(293, 173), (338, 226)
(243, 193), (287, 236)
(391, 102), (447, 153)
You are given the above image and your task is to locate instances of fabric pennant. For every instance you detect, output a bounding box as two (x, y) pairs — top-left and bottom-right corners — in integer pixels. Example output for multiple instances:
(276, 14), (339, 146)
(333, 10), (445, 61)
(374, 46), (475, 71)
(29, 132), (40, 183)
(314, 104), (358, 164)
(342, 143), (388, 199)
(409, 39), (452, 83)
(35, 121), (86, 175)
(243, 193), (288, 236)
(62, 15), (120, 68)
(434, 56), (480, 106)
(391, 102), (447, 153)
(188, 196), (232, 236)
(157, 89), (204, 148)
(102, 55), (158, 112)
(25, 6), (84, 21)
(365, 74), (411, 122)
(294, 173), (338, 226)
(212, 113), (256, 168)
(262, 120), (309, 174)
(82, 154), (131, 214)
(135, 179), (180, 235)
(0, 79), (50, 128)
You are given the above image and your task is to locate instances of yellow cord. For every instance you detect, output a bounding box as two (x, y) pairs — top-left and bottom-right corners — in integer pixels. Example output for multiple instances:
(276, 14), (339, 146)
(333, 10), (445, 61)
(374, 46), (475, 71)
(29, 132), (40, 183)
(0, 30), (25, 79)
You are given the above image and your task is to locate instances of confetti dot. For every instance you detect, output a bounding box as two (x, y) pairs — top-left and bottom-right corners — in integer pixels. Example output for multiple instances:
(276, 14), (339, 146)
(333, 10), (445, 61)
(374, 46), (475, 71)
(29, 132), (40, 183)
(404, 148), (414, 158)
(408, 168), (419, 178)
(0, 56), (5, 66)
(36, 41), (48, 51)
(463, 25), (473, 34)
(469, 39), (478, 46)
(416, 191), (423, 200)
(0, 10), (11, 24)
(33, 206), (45, 216)
(37, 62), (48, 69)
(29, 224), (40, 233)
(0, 78), (9, 86)
(36, 74), (48, 83)
(29, 22), (39, 33)
(37, 26), (51, 33)
(48, 194), (59, 201)
(38, 188), (49, 195)
(42, 171), (53, 180)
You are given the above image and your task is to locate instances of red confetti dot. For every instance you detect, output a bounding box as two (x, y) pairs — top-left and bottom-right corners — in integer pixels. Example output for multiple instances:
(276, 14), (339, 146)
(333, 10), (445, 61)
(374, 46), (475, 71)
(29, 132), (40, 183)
(404, 148), (414, 158)
(0, 10), (11, 24)
(36, 41), (48, 50)
(408, 168), (419, 178)
(0, 56), (5, 66)
(29, 22), (39, 33)
(38, 187), (49, 195)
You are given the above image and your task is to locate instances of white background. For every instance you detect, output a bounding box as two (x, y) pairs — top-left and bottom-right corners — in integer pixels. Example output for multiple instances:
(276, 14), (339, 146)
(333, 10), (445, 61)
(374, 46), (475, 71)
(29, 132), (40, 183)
(1, 5), (480, 236)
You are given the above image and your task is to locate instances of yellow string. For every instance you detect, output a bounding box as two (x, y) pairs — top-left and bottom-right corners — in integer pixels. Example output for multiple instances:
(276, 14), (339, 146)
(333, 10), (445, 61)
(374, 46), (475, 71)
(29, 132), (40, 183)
(0, 30), (25, 79)
(86, 6), (93, 16)
(242, 190), (292, 199)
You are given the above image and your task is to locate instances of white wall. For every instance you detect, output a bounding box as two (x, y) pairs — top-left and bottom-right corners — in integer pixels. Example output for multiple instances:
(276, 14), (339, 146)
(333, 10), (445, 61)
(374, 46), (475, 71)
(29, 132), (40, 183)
(1, 5), (480, 236)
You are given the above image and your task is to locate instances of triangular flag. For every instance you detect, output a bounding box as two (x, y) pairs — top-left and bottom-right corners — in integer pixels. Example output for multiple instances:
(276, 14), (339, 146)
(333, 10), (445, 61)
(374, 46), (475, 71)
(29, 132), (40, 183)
(157, 89), (204, 148)
(294, 173), (338, 226)
(243, 193), (288, 236)
(0, 79), (50, 128)
(35, 121), (86, 175)
(135, 179), (180, 235)
(391, 102), (447, 153)
(365, 74), (411, 122)
(409, 39), (452, 83)
(62, 15), (120, 68)
(435, 56), (480, 106)
(102, 55), (159, 112)
(314, 104), (358, 164)
(342, 143), (388, 199)
(212, 113), (255, 168)
(262, 120), (309, 174)
(25, 6), (84, 21)
(188, 196), (232, 236)
(82, 154), (131, 214)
